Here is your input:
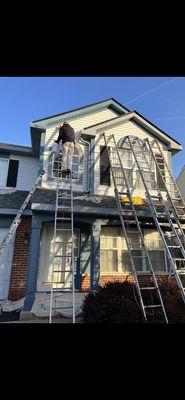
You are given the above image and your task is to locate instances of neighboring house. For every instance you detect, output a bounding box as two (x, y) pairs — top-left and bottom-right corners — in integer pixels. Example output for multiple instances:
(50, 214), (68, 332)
(176, 165), (185, 200)
(0, 98), (184, 313)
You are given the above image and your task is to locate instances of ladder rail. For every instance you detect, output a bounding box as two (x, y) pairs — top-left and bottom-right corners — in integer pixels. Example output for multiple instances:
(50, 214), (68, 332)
(49, 160), (60, 324)
(126, 136), (185, 303)
(146, 138), (185, 244)
(151, 139), (185, 207)
(104, 134), (168, 323)
(110, 134), (168, 322)
(49, 151), (75, 323)
(0, 170), (45, 256)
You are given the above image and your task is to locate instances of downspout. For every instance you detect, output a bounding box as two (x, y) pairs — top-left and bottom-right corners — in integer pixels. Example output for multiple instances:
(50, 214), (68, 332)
(78, 130), (91, 193)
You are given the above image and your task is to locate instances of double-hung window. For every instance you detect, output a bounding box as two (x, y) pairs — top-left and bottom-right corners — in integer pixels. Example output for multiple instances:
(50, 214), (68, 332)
(135, 152), (156, 190)
(111, 148), (133, 188)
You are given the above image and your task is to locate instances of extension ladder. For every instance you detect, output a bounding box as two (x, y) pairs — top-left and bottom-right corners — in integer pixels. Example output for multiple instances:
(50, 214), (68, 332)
(103, 133), (168, 323)
(49, 155), (78, 324)
(114, 134), (185, 307)
(0, 168), (45, 256)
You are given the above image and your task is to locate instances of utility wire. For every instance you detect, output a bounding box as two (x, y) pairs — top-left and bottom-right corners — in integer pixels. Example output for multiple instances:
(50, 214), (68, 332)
(124, 77), (181, 105)
(151, 117), (185, 121)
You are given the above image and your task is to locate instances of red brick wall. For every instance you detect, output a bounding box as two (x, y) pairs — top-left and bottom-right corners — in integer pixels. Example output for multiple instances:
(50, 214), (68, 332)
(81, 273), (178, 291)
(81, 275), (91, 291)
(8, 217), (32, 301)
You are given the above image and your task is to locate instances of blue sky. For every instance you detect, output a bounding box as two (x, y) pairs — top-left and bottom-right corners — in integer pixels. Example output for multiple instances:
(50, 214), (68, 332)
(0, 77), (184, 178)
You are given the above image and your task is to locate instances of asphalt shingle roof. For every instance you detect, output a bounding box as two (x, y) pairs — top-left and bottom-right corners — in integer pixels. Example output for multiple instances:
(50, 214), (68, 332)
(0, 190), (31, 210)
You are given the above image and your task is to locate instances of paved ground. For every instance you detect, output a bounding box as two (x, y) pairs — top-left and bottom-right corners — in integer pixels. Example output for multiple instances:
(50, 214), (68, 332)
(0, 312), (82, 323)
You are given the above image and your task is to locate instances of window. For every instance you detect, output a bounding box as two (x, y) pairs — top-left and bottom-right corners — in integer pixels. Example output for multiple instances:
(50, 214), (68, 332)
(111, 148), (133, 188)
(100, 227), (167, 275)
(0, 158), (19, 188)
(100, 227), (135, 274)
(135, 150), (156, 190)
(144, 230), (167, 272)
(155, 153), (166, 190)
(100, 146), (110, 186)
(52, 147), (81, 180)
(136, 170), (156, 190)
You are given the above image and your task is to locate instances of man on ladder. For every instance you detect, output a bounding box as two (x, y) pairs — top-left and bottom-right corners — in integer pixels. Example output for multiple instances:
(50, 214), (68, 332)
(54, 121), (76, 176)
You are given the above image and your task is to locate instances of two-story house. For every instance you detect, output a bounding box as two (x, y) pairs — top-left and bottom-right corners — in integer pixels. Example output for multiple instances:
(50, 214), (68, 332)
(0, 98), (183, 315)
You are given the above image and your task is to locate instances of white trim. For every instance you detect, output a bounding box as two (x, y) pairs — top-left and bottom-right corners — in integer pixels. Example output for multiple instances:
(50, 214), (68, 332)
(0, 158), (9, 188)
(84, 112), (182, 152)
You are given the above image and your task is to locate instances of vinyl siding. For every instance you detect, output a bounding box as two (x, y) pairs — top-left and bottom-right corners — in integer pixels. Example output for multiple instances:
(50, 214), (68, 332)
(41, 108), (117, 191)
(10, 154), (39, 191)
(176, 167), (185, 199)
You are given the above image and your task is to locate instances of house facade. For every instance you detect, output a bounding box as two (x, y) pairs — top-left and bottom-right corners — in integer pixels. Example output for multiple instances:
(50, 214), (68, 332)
(0, 98), (183, 312)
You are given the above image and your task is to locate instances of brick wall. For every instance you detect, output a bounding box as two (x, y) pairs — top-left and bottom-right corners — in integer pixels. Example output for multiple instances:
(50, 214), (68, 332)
(8, 217), (32, 300)
(81, 275), (91, 291)
(81, 273), (178, 291)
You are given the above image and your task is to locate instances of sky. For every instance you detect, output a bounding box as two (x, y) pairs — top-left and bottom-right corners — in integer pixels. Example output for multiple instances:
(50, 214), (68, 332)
(0, 77), (184, 178)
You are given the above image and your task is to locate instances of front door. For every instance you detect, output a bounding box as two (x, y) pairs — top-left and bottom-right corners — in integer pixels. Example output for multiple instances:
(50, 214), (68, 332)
(37, 223), (80, 292)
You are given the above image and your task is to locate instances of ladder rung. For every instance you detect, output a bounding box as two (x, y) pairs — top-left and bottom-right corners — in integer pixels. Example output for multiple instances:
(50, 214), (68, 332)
(53, 270), (72, 273)
(54, 241), (73, 244)
(140, 287), (156, 290)
(56, 218), (71, 221)
(52, 306), (73, 310)
(144, 305), (162, 309)
(55, 229), (72, 231)
(167, 245), (181, 248)
(54, 255), (72, 258)
(173, 258), (185, 261)
(132, 255), (147, 259)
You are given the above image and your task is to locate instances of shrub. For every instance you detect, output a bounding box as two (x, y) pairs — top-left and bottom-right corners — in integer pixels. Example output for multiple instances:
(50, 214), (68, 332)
(82, 279), (185, 323)
(82, 281), (145, 323)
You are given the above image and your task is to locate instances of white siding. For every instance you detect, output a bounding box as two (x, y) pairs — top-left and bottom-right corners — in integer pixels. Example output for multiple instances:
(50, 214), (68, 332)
(176, 167), (185, 199)
(93, 120), (172, 199)
(41, 108), (117, 191)
(10, 154), (39, 191)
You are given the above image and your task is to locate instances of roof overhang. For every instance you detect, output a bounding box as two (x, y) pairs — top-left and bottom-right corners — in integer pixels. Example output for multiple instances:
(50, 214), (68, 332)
(30, 98), (130, 129)
(84, 111), (182, 154)
(0, 142), (36, 157)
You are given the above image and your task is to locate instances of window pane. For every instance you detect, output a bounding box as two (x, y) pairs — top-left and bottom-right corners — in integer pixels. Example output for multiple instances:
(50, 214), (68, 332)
(114, 168), (133, 187)
(0, 159), (9, 187)
(146, 250), (166, 272)
(136, 171), (156, 189)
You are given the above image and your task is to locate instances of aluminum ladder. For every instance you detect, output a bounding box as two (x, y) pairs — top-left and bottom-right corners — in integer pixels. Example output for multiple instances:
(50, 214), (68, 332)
(49, 158), (77, 324)
(0, 168), (45, 256)
(103, 133), (168, 323)
(124, 135), (185, 304)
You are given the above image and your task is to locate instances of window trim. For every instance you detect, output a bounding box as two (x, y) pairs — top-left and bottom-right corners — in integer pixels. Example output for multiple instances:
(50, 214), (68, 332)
(51, 147), (81, 181)
(0, 157), (10, 188)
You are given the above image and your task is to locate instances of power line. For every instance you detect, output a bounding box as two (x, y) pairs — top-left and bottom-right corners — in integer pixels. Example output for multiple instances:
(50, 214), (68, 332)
(151, 117), (185, 121)
(124, 77), (181, 105)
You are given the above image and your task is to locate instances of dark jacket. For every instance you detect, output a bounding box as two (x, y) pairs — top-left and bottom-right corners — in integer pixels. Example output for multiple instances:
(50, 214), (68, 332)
(56, 123), (75, 145)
